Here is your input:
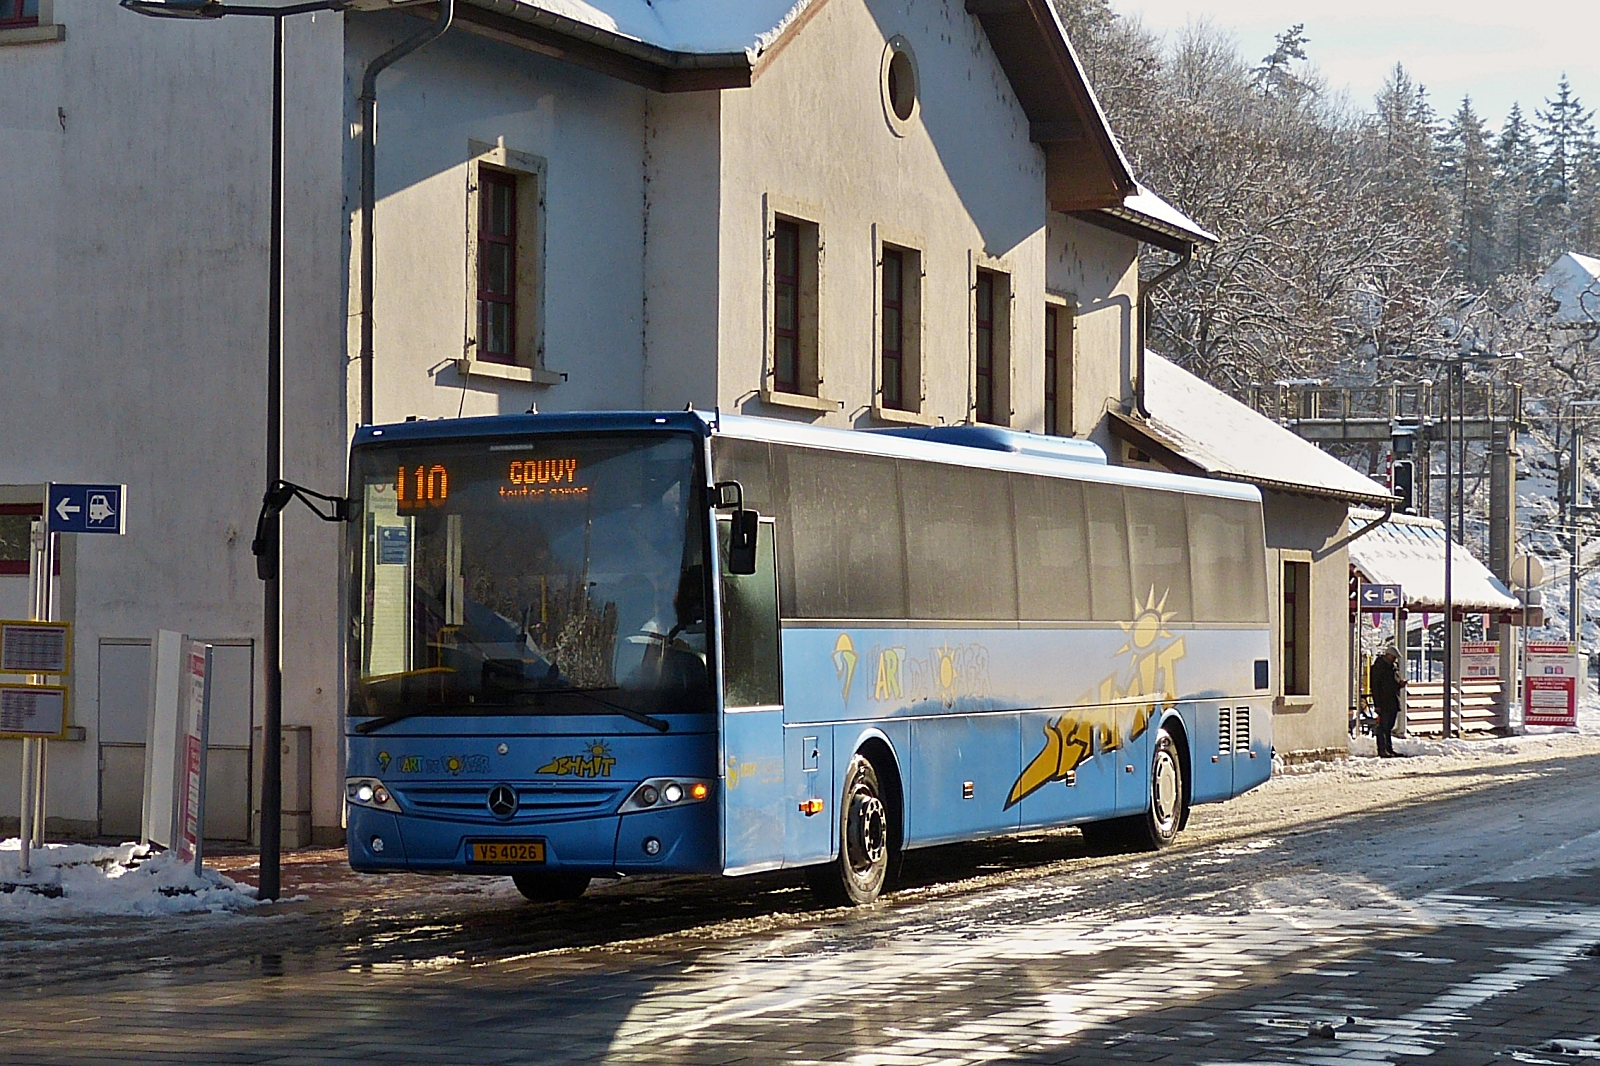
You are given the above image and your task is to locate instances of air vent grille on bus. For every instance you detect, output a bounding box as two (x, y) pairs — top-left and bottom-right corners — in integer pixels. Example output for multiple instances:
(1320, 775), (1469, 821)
(1234, 706), (1251, 752)
(1218, 708), (1232, 756)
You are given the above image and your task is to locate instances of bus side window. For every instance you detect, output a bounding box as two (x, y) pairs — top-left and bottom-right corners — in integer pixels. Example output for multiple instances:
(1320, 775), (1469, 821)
(720, 518), (782, 708)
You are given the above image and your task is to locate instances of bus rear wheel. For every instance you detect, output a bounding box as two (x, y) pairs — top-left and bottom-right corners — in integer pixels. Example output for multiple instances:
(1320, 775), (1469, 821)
(512, 872), (591, 902)
(805, 754), (891, 906)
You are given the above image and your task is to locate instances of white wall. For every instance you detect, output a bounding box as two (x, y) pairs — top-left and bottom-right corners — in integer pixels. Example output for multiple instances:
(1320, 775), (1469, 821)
(716, 0), (1053, 429)
(1046, 212), (1138, 446)
(345, 15), (656, 423)
(0, 1), (346, 835)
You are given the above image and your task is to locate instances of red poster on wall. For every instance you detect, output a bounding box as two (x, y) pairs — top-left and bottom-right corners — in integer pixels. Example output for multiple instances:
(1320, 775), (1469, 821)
(175, 643), (212, 873)
(1525, 641), (1579, 728)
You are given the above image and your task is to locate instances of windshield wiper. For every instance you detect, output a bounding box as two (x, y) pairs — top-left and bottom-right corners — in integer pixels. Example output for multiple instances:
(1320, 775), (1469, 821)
(548, 687), (670, 733)
(353, 687), (670, 734)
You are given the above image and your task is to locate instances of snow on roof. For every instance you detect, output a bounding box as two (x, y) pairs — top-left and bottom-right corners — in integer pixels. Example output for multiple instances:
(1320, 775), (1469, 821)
(1128, 352), (1396, 505)
(478, 0), (813, 58)
(1347, 509), (1519, 613)
(1101, 183), (1217, 248)
(1539, 251), (1600, 325)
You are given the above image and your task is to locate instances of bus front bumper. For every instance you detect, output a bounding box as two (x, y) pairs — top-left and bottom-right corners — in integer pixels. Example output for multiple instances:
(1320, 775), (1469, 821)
(346, 799), (720, 876)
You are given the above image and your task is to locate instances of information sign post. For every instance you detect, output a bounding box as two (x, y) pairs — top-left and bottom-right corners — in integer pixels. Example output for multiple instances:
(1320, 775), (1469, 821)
(11, 483), (128, 876)
(1524, 641), (1581, 729)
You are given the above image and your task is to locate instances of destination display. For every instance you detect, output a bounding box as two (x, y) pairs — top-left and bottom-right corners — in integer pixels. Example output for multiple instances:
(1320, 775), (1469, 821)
(394, 457), (590, 511)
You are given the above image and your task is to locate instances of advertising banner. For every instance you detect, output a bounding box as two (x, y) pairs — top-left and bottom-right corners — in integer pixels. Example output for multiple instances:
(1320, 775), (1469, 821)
(175, 642), (212, 874)
(1525, 641), (1580, 728)
(1461, 641), (1500, 680)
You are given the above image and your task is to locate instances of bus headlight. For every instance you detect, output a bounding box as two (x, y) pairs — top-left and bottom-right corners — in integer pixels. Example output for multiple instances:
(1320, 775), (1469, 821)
(346, 777), (402, 813)
(620, 778), (712, 814)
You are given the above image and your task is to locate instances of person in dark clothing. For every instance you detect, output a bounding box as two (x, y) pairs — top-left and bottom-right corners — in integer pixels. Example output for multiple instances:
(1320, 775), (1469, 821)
(1369, 646), (1406, 758)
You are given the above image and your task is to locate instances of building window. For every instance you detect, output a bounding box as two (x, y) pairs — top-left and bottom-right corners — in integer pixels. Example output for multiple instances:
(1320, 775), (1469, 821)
(467, 149), (545, 371)
(1282, 559), (1311, 696)
(477, 169), (518, 364)
(883, 248), (906, 410)
(0, 0), (39, 28)
(0, 505), (38, 575)
(879, 244), (921, 412)
(1045, 300), (1074, 436)
(770, 215), (820, 396)
(974, 268), (1009, 425)
(879, 37), (919, 136)
(1044, 304), (1058, 435)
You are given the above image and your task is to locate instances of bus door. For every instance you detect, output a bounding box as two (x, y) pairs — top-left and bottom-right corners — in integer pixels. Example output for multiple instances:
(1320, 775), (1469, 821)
(1113, 701), (1154, 815)
(717, 517), (787, 874)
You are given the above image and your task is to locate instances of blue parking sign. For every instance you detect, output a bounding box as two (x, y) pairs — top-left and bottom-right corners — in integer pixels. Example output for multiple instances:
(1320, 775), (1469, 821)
(47, 483), (127, 535)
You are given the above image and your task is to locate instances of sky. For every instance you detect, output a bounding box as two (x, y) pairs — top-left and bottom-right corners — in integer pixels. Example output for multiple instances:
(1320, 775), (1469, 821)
(1117, 0), (1600, 130)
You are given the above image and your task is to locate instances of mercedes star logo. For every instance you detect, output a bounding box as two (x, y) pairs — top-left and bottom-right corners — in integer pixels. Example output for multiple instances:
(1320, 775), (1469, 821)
(487, 784), (519, 818)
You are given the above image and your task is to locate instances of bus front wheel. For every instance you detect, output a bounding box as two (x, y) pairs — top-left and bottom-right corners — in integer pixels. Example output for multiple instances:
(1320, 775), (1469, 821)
(512, 872), (591, 902)
(1141, 727), (1186, 849)
(805, 754), (892, 906)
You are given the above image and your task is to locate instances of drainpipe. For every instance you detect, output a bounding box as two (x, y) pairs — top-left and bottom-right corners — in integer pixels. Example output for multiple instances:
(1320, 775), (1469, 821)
(359, 0), (454, 425)
(1135, 244), (1192, 419)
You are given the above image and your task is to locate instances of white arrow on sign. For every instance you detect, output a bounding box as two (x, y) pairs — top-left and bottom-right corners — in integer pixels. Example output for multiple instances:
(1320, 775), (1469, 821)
(54, 498), (80, 523)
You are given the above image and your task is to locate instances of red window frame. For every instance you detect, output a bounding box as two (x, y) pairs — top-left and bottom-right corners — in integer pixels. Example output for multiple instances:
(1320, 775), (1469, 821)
(1044, 304), (1059, 436)
(975, 271), (995, 424)
(0, 0), (39, 28)
(881, 248), (906, 410)
(773, 219), (801, 393)
(1283, 562), (1302, 693)
(476, 169), (518, 365)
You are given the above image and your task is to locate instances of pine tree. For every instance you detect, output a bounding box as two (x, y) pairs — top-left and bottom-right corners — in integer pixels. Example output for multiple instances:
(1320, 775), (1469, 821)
(1438, 97), (1496, 286)
(1253, 25), (1312, 102)
(1492, 104), (1541, 274)
(1534, 75), (1597, 252)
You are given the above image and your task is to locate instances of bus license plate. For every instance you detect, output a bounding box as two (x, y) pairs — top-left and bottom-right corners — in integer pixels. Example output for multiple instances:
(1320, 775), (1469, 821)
(469, 840), (546, 864)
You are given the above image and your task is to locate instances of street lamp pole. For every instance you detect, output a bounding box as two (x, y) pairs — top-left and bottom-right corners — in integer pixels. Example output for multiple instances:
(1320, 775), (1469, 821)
(121, 0), (345, 901)
(1567, 401), (1600, 649)
(1442, 364), (1455, 738)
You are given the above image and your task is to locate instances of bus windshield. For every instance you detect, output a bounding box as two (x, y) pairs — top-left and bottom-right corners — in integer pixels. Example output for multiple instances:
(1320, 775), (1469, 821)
(348, 433), (710, 722)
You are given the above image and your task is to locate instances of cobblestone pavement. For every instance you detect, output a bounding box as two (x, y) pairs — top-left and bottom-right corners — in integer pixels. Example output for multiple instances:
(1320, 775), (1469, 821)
(5, 744), (1600, 1065)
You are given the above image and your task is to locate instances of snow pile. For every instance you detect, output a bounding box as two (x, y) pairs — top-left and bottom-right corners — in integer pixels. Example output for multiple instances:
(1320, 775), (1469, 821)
(0, 840), (262, 918)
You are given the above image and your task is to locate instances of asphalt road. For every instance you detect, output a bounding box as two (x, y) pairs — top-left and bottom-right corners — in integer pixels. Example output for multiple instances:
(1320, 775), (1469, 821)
(6, 736), (1600, 1065)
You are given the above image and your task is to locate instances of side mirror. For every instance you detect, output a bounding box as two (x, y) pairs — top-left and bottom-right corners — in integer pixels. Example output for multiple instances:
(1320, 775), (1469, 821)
(728, 508), (759, 575)
(713, 480), (743, 510)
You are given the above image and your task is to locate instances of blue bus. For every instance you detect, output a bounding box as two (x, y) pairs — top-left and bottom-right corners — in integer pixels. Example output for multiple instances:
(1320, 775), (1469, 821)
(344, 411), (1272, 904)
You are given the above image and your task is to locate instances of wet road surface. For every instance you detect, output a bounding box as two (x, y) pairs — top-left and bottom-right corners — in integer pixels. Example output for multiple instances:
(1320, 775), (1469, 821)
(6, 742), (1600, 1065)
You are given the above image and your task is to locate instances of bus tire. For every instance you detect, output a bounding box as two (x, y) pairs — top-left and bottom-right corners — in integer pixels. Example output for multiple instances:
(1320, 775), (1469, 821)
(511, 872), (591, 902)
(1140, 727), (1186, 850)
(804, 754), (891, 906)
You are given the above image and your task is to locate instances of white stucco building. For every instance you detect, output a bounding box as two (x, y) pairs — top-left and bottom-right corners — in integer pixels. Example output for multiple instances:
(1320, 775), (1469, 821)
(0, 0), (1216, 844)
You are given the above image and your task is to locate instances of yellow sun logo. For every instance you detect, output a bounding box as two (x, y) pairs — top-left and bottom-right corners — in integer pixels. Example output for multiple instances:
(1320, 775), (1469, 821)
(1117, 587), (1176, 655)
(585, 740), (613, 760)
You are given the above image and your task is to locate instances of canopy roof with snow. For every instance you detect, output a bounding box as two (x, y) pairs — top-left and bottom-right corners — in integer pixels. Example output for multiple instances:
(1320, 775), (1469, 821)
(1108, 352), (1397, 507)
(1347, 508), (1519, 614)
(1538, 251), (1600, 325)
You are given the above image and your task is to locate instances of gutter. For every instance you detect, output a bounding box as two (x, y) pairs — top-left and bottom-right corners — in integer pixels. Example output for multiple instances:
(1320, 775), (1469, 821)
(1134, 245), (1191, 418)
(358, 0), (455, 426)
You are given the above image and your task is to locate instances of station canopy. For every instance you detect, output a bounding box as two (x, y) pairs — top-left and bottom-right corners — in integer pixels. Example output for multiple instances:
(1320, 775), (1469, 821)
(1348, 508), (1519, 614)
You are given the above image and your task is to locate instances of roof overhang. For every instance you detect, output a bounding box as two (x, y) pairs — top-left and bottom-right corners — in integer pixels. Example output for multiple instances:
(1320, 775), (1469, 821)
(964, 0), (1134, 211)
(1107, 409), (1399, 507)
(442, 0), (755, 92)
(1075, 183), (1218, 254)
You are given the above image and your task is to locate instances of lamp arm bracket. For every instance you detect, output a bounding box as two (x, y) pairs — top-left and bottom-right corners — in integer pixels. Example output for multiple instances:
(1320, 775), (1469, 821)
(250, 479), (353, 575)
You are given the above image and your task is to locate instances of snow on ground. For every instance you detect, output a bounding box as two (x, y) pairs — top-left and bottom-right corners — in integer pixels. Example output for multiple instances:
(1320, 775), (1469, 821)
(1278, 685), (1600, 780)
(0, 841), (262, 918)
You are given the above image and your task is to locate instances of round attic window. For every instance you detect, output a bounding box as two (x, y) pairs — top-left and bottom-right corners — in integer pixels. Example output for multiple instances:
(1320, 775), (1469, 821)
(880, 37), (919, 135)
